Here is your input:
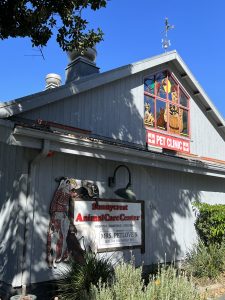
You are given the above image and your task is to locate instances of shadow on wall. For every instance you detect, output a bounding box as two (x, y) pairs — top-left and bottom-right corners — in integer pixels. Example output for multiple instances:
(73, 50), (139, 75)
(0, 174), (27, 281)
(1, 145), (225, 299)
(122, 167), (225, 267)
(0, 144), (27, 298)
(0, 146), (52, 299)
(120, 166), (200, 267)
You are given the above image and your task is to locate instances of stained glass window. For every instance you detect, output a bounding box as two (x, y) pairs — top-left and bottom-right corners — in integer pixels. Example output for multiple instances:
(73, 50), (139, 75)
(144, 70), (190, 138)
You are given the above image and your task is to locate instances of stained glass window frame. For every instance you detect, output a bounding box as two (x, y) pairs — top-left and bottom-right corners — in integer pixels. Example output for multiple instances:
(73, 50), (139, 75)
(144, 70), (190, 138)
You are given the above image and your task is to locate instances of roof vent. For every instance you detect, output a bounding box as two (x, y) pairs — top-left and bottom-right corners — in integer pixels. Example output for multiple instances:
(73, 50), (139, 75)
(65, 47), (100, 83)
(45, 73), (62, 90)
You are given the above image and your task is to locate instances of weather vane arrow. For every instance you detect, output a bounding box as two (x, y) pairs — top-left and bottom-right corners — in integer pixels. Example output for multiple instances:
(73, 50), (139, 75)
(162, 17), (174, 52)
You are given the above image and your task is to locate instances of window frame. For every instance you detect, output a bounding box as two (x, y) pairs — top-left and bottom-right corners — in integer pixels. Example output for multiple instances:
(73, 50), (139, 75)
(144, 69), (191, 139)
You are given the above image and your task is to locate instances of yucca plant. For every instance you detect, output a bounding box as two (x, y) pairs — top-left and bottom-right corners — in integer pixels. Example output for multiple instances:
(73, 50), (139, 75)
(57, 250), (114, 300)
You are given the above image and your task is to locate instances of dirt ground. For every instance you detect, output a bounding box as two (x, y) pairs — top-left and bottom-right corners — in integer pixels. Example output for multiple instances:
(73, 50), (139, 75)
(195, 273), (225, 299)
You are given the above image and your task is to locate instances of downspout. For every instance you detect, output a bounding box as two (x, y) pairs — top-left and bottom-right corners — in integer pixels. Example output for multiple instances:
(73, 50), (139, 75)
(21, 139), (50, 287)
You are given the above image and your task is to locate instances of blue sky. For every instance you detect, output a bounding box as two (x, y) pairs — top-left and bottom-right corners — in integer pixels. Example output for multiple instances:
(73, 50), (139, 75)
(1, 0), (225, 118)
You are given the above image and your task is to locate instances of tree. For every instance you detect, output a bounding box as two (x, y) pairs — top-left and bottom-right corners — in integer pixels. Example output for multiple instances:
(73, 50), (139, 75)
(0, 0), (108, 52)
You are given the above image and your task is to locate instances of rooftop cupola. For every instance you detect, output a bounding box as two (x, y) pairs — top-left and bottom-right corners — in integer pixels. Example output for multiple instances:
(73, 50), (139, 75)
(65, 47), (100, 83)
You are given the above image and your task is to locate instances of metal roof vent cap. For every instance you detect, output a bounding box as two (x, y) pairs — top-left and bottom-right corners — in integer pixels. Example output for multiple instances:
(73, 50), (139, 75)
(67, 47), (97, 63)
(45, 73), (62, 90)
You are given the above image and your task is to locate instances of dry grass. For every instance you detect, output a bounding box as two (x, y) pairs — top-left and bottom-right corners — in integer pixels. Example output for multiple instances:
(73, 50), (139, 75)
(194, 272), (225, 299)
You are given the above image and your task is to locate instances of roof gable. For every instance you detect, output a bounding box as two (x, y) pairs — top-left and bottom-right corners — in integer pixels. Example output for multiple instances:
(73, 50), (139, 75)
(0, 50), (224, 138)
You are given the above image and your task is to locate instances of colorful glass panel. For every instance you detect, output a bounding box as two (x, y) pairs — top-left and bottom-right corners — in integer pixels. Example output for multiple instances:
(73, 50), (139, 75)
(180, 109), (188, 135)
(168, 104), (184, 134)
(144, 95), (155, 127)
(144, 76), (154, 94)
(156, 100), (166, 130)
(180, 89), (188, 107)
(168, 75), (178, 102)
(155, 72), (167, 99)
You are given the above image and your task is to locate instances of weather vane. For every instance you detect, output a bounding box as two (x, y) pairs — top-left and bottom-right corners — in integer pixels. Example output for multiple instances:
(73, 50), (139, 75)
(162, 17), (174, 52)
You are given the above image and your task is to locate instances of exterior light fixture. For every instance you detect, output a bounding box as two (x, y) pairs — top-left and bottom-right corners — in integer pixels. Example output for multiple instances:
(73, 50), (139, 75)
(108, 165), (136, 201)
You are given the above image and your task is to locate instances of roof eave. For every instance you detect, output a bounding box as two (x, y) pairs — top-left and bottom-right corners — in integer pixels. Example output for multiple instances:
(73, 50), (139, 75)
(8, 125), (225, 179)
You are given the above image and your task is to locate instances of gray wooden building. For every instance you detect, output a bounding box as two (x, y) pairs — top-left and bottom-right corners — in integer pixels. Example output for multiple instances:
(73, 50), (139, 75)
(0, 49), (225, 299)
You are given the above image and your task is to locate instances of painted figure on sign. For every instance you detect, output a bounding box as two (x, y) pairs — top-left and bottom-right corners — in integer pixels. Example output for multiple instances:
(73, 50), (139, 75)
(47, 177), (77, 267)
(82, 180), (99, 199)
(48, 226), (60, 268)
(66, 181), (99, 261)
(47, 177), (100, 267)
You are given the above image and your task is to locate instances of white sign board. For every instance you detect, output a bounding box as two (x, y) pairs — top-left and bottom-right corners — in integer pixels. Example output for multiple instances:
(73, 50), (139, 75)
(73, 199), (144, 252)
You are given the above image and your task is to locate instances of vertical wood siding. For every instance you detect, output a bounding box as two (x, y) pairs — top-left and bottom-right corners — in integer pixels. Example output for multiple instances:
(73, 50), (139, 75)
(190, 99), (225, 159)
(0, 142), (27, 286)
(28, 152), (225, 283)
(20, 68), (225, 161)
(20, 74), (146, 146)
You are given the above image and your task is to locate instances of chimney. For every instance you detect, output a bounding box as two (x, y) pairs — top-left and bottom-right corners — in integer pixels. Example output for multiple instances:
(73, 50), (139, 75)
(45, 73), (62, 90)
(65, 47), (100, 83)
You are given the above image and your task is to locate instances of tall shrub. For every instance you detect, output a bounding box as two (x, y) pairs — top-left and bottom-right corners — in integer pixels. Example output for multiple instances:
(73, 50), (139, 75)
(91, 262), (201, 300)
(193, 202), (225, 245)
(185, 240), (225, 279)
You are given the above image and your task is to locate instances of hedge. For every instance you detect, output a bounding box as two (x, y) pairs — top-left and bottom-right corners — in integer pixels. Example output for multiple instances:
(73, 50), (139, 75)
(193, 202), (225, 245)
